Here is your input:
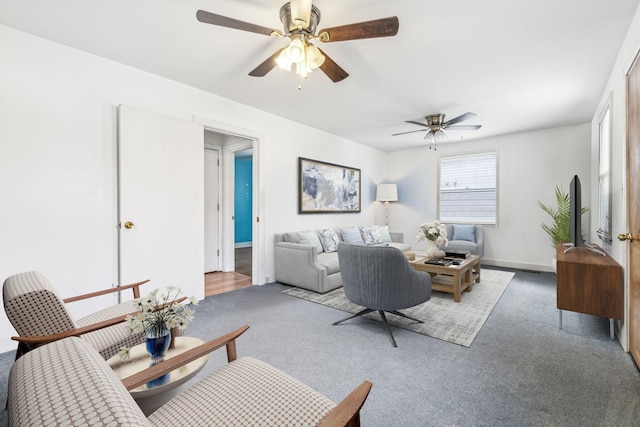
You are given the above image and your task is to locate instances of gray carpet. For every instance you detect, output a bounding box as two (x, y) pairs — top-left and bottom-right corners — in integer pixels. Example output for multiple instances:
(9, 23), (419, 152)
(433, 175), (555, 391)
(1, 267), (639, 426)
(282, 269), (514, 347)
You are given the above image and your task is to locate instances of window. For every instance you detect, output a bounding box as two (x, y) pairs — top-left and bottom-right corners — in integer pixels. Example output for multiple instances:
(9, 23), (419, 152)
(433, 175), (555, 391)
(597, 95), (612, 243)
(439, 152), (497, 224)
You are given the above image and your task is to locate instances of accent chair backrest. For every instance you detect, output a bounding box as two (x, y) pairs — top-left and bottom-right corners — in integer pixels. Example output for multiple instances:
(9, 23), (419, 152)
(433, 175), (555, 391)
(337, 242), (431, 311)
(3, 271), (77, 338)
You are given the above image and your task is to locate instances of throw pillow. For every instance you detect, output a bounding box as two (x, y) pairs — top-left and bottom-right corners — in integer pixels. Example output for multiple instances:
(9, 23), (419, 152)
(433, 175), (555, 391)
(379, 225), (393, 243)
(340, 227), (365, 245)
(453, 224), (476, 243)
(316, 229), (340, 253)
(297, 230), (324, 253)
(360, 225), (383, 245)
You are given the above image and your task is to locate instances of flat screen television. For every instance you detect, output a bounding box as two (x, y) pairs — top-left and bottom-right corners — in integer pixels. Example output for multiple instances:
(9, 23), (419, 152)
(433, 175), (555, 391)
(569, 175), (585, 248)
(566, 174), (605, 255)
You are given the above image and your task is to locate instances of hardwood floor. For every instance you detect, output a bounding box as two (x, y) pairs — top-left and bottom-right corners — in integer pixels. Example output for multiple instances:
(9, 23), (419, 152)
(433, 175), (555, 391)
(205, 271), (252, 296)
(235, 246), (252, 277)
(204, 246), (253, 297)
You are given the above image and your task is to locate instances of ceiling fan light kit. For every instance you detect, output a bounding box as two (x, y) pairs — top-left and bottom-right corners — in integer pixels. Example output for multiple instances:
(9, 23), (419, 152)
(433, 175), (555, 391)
(196, 1), (399, 82)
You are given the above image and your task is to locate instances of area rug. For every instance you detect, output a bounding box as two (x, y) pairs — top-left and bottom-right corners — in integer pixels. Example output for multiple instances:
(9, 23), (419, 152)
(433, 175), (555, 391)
(282, 269), (514, 347)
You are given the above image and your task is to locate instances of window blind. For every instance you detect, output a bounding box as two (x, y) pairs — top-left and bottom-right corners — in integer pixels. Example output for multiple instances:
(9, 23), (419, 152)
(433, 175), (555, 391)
(439, 152), (497, 224)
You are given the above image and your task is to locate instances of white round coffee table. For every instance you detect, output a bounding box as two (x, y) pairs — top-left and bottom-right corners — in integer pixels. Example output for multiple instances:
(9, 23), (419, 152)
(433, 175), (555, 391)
(107, 336), (209, 399)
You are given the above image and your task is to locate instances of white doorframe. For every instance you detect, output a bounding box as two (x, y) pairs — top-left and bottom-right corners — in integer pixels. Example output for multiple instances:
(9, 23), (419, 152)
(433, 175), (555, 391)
(193, 115), (265, 286)
(204, 145), (222, 272)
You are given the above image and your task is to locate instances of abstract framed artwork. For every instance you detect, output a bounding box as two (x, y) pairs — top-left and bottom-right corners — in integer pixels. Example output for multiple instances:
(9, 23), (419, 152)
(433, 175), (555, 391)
(299, 157), (361, 213)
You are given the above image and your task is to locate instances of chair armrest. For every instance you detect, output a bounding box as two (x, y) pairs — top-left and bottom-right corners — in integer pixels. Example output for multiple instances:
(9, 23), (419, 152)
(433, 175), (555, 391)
(11, 311), (140, 345)
(317, 381), (372, 427)
(13, 295), (187, 346)
(63, 279), (150, 303)
(121, 325), (250, 390)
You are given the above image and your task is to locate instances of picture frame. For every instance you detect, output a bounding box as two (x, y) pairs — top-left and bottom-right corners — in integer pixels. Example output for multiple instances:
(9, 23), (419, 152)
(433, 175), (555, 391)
(299, 157), (361, 213)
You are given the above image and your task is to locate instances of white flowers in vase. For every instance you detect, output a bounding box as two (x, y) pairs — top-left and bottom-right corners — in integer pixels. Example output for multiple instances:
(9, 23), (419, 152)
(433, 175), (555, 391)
(417, 220), (449, 246)
(119, 286), (198, 360)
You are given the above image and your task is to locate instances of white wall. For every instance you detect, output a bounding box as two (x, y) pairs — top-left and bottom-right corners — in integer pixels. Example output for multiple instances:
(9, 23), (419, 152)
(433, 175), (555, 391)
(589, 3), (640, 351)
(388, 124), (591, 271)
(0, 25), (387, 352)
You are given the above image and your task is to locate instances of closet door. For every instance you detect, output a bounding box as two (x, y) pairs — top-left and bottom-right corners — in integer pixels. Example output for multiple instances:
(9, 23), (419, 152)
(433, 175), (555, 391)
(118, 105), (205, 300)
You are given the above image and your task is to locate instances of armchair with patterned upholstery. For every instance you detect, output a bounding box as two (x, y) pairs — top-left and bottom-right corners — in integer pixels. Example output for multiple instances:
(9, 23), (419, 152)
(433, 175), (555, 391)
(3, 270), (149, 360)
(7, 325), (372, 427)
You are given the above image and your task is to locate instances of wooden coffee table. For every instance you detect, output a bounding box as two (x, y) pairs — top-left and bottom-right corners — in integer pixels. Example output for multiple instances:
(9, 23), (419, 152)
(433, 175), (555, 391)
(411, 255), (481, 302)
(107, 336), (209, 399)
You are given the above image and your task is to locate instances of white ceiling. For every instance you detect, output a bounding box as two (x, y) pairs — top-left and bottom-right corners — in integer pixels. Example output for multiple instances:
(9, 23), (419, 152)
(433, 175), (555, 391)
(1, 0), (639, 152)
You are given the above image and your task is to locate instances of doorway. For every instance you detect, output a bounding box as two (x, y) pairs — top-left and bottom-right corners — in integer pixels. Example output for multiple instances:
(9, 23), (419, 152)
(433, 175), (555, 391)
(234, 148), (253, 277)
(202, 126), (259, 296)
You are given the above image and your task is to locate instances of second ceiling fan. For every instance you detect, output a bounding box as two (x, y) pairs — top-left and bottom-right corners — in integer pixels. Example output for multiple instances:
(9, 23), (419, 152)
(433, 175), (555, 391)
(196, 0), (399, 82)
(393, 112), (482, 149)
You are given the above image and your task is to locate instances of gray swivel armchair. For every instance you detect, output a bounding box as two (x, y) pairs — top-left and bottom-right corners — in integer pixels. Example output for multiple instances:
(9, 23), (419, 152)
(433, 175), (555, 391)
(335, 243), (432, 347)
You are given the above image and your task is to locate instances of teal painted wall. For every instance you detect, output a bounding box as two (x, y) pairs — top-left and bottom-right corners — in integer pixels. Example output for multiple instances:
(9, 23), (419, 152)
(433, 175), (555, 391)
(234, 157), (252, 243)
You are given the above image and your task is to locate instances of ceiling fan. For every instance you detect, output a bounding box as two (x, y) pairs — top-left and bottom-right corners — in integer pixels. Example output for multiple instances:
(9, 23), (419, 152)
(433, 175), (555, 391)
(392, 112), (482, 149)
(196, 1), (399, 82)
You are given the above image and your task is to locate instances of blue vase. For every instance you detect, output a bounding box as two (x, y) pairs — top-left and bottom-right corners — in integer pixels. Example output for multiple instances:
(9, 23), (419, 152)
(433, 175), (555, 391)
(145, 327), (171, 364)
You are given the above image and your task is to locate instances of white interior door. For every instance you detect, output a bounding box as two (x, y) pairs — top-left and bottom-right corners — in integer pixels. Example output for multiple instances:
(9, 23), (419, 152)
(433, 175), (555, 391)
(118, 105), (205, 301)
(204, 148), (220, 272)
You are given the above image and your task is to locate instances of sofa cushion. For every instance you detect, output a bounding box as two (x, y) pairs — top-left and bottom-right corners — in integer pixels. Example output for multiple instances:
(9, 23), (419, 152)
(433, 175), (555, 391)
(446, 240), (478, 254)
(453, 224), (476, 243)
(388, 242), (411, 252)
(360, 225), (383, 245)
(283, 232), (301, 243)
(297, 231), (323, 253)
(316, 229), (340, 253)
(379, 225), (393, 243)
(341, 227), (365, 245)
(317, 252), (340, 275)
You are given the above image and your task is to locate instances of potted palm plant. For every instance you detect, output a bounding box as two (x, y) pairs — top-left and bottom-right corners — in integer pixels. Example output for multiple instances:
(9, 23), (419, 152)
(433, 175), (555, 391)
(538, 185), (588, 271)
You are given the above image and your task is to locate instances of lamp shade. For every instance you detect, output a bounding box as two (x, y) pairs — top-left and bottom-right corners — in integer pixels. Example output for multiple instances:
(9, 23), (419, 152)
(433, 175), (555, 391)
(376, 184), (398, 202)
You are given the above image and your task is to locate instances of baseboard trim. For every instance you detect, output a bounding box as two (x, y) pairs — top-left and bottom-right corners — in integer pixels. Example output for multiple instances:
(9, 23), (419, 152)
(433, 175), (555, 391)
(482, 258), (554, 273)
(235, 242), (252, 248)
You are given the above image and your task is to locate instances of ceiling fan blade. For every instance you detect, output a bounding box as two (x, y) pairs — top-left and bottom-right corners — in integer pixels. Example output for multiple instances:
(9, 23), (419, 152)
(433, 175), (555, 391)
(392, 129), (427, 136)
(446, 124), (482, 131)
(318, 16), (399, 42)
(444, 112), (477, 126)
(406, 120), (430, 128)
(196, 10), (277, 36)
(318, 49), (349, 82)
(248, 48), (285, 77)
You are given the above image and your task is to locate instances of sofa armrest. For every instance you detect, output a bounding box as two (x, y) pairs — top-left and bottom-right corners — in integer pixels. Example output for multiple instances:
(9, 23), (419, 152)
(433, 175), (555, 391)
(274, 242), (328, 288)
(475, 225), (485, 257)
(390, 231), (404, 243)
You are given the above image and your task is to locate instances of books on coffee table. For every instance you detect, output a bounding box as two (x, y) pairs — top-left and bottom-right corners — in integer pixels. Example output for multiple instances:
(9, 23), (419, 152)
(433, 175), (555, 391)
(445, 250), (471, 259)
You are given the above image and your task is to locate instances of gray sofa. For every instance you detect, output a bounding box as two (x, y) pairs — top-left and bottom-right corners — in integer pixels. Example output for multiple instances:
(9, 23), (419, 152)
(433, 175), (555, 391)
(274, 226), (411, 293)
(442, 224), (485, 257)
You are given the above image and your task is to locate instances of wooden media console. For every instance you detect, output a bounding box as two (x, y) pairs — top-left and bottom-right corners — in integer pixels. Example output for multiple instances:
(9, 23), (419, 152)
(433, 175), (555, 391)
(556, 243), (623, 339)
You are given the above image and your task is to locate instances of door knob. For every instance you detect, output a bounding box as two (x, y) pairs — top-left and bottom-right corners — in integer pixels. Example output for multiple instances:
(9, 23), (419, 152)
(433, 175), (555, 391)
(618, 233), (638, 242)
(124, 221), (134, 229)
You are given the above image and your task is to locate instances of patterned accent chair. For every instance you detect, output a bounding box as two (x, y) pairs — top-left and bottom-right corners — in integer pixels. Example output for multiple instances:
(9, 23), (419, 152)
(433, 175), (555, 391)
(3, 271), (148, 360)
(335, 243), (432, 347)
(7, 326), (372, 427)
